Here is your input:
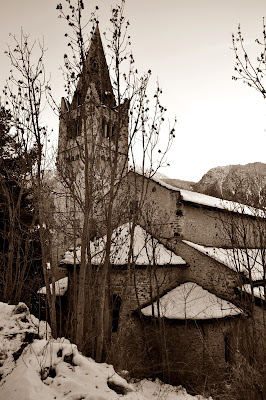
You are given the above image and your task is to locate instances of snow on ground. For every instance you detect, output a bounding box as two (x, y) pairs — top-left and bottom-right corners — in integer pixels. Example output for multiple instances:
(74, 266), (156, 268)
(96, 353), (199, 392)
(183, 241), (265, 281)
(0, 301), (211, 400)
(141, 282), (242, 320)
(132, 379), (210, 400)
(61, 223), (186, 267)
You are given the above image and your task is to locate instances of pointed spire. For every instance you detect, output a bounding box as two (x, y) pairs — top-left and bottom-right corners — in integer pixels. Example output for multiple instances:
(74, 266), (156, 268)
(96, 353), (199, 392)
(82, 24), (116, 107)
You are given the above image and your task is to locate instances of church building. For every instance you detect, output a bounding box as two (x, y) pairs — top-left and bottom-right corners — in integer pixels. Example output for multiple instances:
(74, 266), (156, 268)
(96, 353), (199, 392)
(50, 25), (266, 394)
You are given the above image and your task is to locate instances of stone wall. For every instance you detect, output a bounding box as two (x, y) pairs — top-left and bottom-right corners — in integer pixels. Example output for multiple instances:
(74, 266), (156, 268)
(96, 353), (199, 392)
(107, 311), (250, 395)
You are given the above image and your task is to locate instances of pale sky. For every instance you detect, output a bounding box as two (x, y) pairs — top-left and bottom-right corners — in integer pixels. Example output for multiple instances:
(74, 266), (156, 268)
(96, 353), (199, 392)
(1, 0), (266, 181)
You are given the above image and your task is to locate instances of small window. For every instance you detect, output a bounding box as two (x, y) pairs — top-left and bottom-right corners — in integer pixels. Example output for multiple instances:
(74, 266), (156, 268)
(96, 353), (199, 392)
(102, 119), (111, 139)
(76, 91), (82, 106)
(112, 294), (122, 332)
(92, 60), (98, 71)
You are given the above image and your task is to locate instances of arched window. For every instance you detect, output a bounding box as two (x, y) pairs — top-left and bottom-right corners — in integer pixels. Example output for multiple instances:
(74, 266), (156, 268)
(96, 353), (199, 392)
(112, 294), (122, 332)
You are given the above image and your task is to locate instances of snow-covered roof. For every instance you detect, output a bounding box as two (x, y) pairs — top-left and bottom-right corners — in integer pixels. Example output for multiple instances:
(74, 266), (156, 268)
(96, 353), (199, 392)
(183, 240), (265, 281)
(61, 223), (186, 266)
(141, 282), (243, 320)
(241, 284), (265, 300)
(38, 277), (68, 296)
(150, 175), (261, 216)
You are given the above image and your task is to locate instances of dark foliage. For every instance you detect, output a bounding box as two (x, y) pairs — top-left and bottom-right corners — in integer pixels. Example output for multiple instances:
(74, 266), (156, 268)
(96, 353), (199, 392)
(0, 106), (43, 307)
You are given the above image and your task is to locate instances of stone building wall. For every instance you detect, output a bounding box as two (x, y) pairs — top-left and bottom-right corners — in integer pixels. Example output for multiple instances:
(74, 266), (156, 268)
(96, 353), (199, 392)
(163, 241), (242, 302)
(107, 310), (251, 395)
(138, 316), (245, 392)
(124, 172), (264, 249)
(110, 264), (187, 316)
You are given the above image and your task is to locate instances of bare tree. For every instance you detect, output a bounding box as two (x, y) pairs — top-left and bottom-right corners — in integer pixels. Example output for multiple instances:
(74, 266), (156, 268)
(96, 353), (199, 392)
(3, 32), (57, 335)
(232, 19), (266, 97)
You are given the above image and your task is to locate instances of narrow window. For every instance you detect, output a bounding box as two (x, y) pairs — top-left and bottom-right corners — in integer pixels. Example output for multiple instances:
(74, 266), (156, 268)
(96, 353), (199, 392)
(76, 91), (82, 106)
(225, 336), (231, 363)
(112, 294), (122, 332)
(102, 119), (105, 137)
(76, 117), (81, 136)
(106, 123), (110, 138)
(102, 118), (111, 139)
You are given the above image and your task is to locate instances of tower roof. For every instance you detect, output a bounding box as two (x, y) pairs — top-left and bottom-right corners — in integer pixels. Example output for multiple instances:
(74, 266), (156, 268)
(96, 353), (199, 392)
(72, 25), (116, 108)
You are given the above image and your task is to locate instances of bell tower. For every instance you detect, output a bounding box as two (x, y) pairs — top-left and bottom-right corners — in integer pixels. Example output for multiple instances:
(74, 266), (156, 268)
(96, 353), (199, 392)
(57, 25), (129, 181)
(53, 25), (129, 261)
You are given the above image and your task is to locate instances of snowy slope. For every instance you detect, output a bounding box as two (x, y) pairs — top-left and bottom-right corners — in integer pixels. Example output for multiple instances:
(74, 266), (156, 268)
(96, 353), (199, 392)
(0, 301), (211, 400)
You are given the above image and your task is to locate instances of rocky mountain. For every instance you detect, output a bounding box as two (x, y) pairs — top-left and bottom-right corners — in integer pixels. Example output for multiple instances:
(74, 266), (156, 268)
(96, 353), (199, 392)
(194, 162), (266, 205)
(160, 162), (266, 206)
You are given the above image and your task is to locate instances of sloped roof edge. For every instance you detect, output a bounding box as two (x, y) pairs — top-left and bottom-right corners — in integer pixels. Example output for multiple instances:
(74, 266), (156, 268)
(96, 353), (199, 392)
(141, 281), (243, 320)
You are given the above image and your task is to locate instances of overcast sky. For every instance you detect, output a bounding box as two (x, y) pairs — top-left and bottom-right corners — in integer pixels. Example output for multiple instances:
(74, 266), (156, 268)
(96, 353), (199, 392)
(1, 0), (266, 181)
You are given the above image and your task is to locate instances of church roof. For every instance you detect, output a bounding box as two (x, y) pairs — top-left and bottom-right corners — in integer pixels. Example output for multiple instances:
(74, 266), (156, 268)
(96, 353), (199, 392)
(60, 223), (186, 267)
(183, 240), (265, 281)
(141, 281), (243, 320)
